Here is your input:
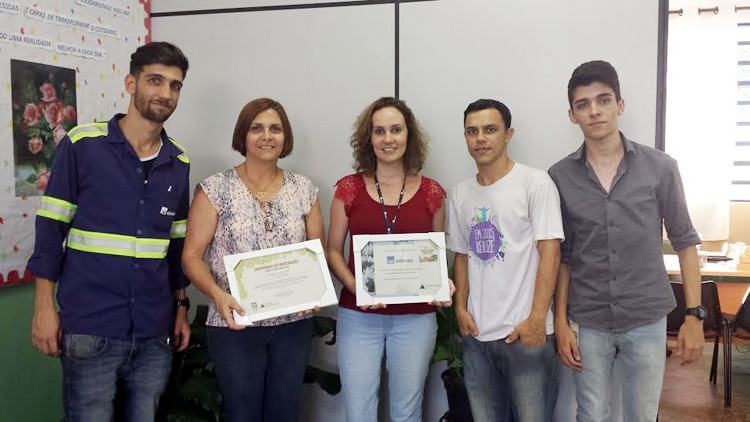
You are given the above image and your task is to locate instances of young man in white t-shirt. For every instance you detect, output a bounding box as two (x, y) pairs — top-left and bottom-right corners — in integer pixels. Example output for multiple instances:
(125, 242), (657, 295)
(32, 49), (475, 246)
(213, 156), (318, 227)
(446, 99), (564, 422)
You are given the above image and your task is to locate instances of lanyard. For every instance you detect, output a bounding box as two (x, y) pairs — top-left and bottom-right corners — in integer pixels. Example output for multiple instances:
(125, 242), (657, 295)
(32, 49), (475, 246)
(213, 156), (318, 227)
(374, 174), (406, 234)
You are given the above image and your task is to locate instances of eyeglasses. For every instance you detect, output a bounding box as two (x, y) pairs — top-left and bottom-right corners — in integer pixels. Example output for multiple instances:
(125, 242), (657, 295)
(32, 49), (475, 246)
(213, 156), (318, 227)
(260, 201), (273, 233)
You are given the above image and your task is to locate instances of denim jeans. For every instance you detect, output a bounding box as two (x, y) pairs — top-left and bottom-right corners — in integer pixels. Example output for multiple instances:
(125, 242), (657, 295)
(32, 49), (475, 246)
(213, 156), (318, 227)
(60, 333), (173, 422)
(573, 317), (666, 422)
(462, 334), (558, 422)
(207, 318), (313, 422)
(336, 307), (437, 422)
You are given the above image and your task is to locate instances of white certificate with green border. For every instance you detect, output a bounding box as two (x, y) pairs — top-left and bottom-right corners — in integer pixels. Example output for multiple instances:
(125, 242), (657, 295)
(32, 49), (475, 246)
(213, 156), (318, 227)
(353, 232), (450, 306)
(223, 239), (337, 325)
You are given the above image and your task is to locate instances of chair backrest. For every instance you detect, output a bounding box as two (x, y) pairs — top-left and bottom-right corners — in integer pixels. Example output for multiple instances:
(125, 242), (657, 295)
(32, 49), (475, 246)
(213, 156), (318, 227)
(734, 285), (750, 332)
(667, 280), (723, 335)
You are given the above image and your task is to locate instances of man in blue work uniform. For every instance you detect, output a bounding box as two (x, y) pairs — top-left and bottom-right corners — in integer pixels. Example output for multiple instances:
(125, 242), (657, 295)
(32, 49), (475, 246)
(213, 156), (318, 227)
(27, 41), (192, 421)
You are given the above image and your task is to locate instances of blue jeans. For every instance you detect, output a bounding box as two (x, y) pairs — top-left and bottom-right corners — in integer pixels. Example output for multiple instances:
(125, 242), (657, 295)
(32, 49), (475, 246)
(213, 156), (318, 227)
(462, 334), (558, 422)
(336, 308), (437, 422)
(60, 333), (173, 422)
(574, 317), (666, 422)
(208, 318), (313, 422)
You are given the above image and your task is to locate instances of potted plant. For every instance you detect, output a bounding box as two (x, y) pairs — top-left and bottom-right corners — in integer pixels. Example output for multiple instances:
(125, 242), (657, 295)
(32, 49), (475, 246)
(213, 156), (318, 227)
(303, 314), (341, 395)
(157, 305), (220, 421)
(432, 303), (473, 422)
(158, 305), (341, 421)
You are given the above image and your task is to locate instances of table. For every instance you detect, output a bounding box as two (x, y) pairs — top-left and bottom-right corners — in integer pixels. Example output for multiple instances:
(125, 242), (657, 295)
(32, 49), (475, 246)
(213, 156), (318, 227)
(663, 254), (750, 278)
(664, 254), (750, 314)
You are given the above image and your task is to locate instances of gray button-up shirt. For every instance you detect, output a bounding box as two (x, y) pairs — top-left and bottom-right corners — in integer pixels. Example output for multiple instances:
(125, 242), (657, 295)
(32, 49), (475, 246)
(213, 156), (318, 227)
(548, 134), (700, 331)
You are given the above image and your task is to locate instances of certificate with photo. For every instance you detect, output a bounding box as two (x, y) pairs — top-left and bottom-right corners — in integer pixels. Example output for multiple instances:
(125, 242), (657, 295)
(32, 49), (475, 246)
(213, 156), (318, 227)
(223, 239), (337, 325)
(352, 232), (450, 306)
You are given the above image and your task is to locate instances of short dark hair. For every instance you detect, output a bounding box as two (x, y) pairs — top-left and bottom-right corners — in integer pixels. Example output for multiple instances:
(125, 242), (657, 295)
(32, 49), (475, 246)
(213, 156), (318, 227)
(567, 60), (621, 107)
(129, 41), (189, 79)
(350, 97), (427, 176)
(232, 98), (294, 158)
(463, 99), (512, 130)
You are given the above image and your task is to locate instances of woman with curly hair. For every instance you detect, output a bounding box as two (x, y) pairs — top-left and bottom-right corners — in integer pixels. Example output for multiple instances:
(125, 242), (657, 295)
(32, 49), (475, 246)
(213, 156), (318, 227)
(327, 96), (453, 422)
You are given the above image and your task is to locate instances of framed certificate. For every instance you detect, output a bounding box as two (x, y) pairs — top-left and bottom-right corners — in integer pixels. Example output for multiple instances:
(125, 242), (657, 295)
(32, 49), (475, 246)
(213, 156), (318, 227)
(223, 239), (337, 325)
(353, 232), (451, 306)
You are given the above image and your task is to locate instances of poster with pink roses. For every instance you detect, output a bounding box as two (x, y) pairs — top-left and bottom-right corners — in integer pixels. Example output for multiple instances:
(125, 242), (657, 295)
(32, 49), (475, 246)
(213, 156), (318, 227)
(10, 59), (77, 197)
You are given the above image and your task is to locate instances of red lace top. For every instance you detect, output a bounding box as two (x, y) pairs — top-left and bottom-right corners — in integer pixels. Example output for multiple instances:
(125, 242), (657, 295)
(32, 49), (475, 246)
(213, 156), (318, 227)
(334, 173), (446, 314)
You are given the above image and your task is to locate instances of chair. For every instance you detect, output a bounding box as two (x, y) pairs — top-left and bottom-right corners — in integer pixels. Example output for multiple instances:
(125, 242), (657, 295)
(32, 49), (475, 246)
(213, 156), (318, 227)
(719, 284), (750, 411)
(666, 280), (732, 407)
(731, 284), (750, 340)
(729, 285), (750, 401)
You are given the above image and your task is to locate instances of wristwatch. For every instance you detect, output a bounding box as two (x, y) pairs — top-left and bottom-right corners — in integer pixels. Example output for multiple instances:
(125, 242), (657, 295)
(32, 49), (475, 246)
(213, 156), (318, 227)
(685, 305), (707, 321)
(175, 297), (191, 311)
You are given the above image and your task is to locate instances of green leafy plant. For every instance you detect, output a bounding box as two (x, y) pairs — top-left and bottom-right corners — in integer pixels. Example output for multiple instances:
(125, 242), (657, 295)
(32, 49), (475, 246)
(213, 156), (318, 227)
(433, 265), (462, 370)
(432, 266), (474, 422)
(432, 303), (463, 370)
(158, 305), (220, 422)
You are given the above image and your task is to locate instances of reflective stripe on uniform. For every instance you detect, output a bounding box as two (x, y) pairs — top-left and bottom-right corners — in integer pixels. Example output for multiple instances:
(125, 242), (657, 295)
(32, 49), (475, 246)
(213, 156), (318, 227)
(69, 122), (108, 144)
(168, 137), (187, 152)
(170, 219), (187, 239)
(66, 228), (170, 259)
(37, 196), (78, 223)
(169, 137), (191, 163)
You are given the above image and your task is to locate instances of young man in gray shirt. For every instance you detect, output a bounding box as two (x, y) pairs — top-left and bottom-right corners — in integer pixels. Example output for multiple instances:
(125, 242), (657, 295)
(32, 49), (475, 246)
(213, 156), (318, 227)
(548, 60), (705, 422)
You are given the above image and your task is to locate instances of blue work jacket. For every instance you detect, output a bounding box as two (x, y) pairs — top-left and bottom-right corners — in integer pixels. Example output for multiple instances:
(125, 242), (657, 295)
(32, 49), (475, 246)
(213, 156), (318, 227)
(27, 114), (190, 339)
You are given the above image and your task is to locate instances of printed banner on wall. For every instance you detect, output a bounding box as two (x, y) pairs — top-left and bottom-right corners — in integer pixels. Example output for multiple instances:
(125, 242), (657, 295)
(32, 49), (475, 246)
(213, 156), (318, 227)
(0, 0), (151, 287)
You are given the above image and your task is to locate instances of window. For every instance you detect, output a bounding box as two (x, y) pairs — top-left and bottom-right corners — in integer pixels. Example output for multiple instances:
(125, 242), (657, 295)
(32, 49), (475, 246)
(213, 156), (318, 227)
(664, 0), (736, 239)
(735, 25), (750, 201)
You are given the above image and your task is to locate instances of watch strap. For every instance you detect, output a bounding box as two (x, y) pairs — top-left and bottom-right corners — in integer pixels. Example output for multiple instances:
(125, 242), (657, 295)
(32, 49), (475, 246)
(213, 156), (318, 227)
(175, 297), (190, 311)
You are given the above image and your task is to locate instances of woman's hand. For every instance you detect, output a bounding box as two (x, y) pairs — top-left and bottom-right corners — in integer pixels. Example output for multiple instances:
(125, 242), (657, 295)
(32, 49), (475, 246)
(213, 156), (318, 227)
(213, 290), (246, 330)
(296, 306), (321, 317)
(359, 303), (387, 311)
(430, 278), (456, 307)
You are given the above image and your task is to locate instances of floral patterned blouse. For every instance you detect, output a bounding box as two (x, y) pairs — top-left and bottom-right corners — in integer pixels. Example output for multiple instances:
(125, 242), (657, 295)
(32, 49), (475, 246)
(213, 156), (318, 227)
(200, 168), (318, 327)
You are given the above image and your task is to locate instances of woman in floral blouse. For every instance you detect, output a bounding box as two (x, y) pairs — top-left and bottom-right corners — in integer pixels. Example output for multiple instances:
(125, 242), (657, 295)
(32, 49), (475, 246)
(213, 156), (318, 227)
(182, 98), (323, 422)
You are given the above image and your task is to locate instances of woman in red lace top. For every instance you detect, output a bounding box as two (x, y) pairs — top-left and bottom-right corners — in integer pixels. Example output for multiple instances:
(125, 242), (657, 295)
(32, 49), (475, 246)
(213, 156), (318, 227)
(327, 97), (452, 421)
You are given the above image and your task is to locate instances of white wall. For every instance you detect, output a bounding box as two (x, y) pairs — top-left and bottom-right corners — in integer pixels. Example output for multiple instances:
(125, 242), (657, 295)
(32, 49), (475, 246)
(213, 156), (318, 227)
(400, 0), (659, 191)
(151, 1), (660, 420)
(153, 0), (660, 217)
(151, 2), (394, 219)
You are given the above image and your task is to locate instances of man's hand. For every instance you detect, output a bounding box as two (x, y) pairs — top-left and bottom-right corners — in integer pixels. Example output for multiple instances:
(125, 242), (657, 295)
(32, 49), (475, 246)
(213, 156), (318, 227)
(32, 307), (61, 357)
(676, 317), (705, 365)
(456, 307), (479, 337)
(173, 307), (191, 352)
(506, 317), (546, 348)
(214, 290), (246, 330)
(555, 320), (583, 370)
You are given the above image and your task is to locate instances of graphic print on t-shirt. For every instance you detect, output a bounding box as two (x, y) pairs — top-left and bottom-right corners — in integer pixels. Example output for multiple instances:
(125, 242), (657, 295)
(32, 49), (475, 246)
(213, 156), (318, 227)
(468, 206), (506, 264)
